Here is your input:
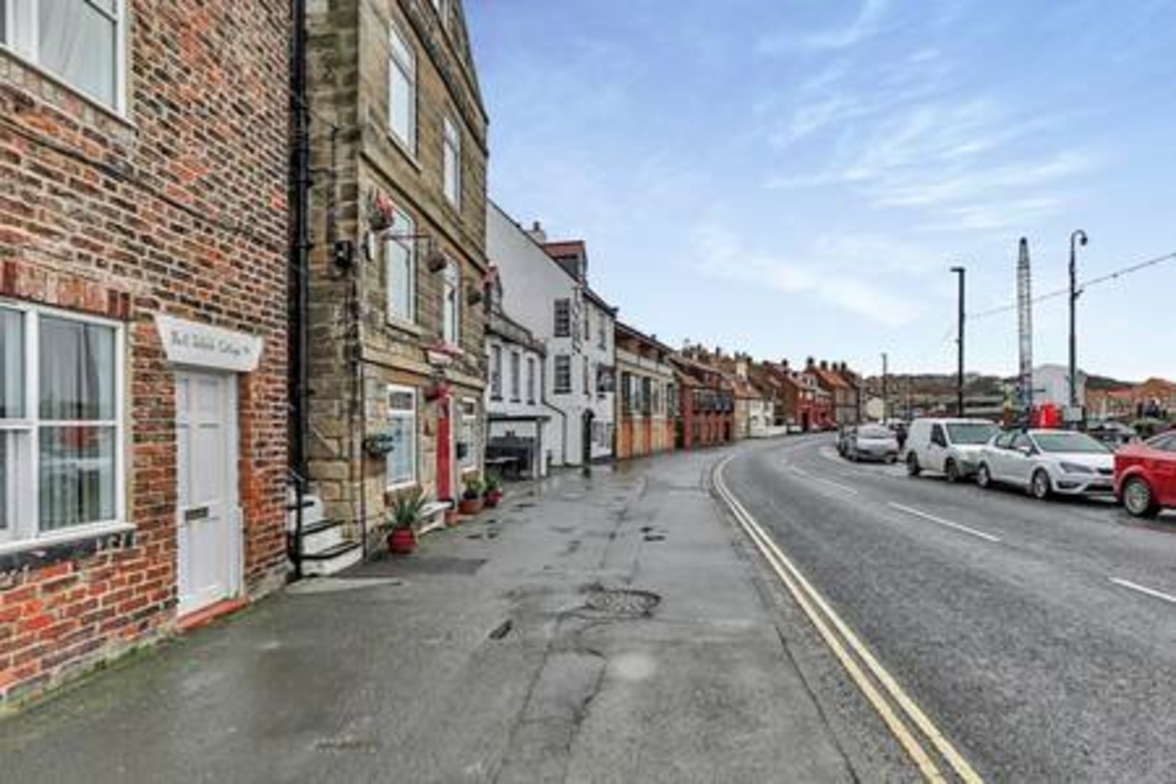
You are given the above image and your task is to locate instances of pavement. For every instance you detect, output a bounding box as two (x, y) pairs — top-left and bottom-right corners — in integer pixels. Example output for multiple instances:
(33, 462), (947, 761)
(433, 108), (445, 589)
(723, 435), (1176, 783)
(0, 446), (858, 784)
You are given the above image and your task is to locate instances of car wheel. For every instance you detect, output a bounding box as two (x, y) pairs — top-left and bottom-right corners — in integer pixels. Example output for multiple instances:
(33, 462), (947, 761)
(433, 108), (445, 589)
(976, 463), (992, 489)
(1123, 477), (1159, 518)
(945, 459), (960, 484)
(906, 453), (921, 477)
(1031, 469), (1052, 500)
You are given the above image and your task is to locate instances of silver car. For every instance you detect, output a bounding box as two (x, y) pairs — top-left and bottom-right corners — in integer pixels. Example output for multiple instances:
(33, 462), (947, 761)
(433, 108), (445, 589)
(848, 424), (900, 463)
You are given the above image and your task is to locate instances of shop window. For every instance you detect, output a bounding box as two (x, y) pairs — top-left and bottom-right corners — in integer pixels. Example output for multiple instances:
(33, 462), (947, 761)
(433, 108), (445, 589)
(386, 385), (417, 489)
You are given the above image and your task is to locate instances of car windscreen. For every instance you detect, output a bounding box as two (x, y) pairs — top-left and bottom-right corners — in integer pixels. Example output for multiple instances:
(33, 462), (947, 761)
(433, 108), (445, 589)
(945, 422), (998, 445)
(1033, 432), (1110, 454)
(858, 426), (893, 439)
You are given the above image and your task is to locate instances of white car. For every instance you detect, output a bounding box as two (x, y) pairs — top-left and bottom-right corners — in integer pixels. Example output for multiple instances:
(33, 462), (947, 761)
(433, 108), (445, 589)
(905, 418), (1001, 482)
(976, 429), (1115, 499)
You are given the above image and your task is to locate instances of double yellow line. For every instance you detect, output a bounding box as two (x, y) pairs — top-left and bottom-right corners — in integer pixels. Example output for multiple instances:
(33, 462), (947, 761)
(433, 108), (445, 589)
(713, 456), (983, 784)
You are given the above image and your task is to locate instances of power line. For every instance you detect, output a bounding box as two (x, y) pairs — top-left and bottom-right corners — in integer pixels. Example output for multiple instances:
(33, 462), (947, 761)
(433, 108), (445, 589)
(968, 249), (1176, 322)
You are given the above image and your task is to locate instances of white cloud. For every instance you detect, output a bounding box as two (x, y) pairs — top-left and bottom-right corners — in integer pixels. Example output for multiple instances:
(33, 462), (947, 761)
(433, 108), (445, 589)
(694, 222), (922, 327)
(759, 0), (892, 54)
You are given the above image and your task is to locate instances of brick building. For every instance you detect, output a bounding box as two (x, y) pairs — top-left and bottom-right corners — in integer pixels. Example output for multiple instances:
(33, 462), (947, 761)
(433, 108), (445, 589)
(615, 323), (676, 460)
(303, 0), (489, 555)
(812, 360), (860, 426)
(0, 1), (291, 703)
(671, 354), (735, 449)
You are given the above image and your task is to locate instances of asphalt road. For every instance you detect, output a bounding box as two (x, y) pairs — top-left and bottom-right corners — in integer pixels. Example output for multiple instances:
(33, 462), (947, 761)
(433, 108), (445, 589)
(723, 435), (1176, 783)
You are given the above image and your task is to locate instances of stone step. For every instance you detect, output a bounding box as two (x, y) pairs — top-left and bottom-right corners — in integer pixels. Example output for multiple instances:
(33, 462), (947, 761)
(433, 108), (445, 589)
(301, 541), (364, 577)
(299, 518), (346, 555)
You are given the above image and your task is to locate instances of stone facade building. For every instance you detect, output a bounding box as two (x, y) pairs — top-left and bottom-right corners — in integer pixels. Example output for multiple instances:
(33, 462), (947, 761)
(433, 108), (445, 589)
(0, 0), (291, 703)
(615, 323), (676, 460)
(304, 0), (489, 553)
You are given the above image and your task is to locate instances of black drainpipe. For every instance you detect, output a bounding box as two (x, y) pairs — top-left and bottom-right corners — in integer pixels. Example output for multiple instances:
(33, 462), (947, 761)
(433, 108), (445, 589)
(289, 0), (311, 580)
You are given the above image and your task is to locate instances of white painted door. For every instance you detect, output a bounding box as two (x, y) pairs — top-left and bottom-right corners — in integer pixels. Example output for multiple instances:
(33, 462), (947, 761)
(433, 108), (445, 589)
(176, 372), (241, 616)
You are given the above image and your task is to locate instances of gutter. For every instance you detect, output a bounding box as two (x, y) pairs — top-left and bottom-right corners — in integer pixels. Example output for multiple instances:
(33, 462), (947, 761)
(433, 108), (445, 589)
(289, 0), (310, 579)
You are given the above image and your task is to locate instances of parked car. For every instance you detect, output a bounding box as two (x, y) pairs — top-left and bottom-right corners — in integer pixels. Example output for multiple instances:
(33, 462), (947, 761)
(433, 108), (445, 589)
(847, 424), (899, 463)
(1114, 431), (1176, 517)
(905, 418), (1001, 482)
(976, 429), (1114, 499)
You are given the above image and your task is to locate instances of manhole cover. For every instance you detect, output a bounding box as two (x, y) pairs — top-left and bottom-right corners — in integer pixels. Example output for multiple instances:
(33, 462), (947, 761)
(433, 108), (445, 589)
(584, 588), (660, 617)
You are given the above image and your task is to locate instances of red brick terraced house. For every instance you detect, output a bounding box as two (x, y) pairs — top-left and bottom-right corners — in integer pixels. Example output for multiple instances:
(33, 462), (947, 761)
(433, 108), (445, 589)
(671, 353), (734, 449)
(812, 360), (860, 426)
(0, 1), (291, 703)
(798, 359), (834, 431)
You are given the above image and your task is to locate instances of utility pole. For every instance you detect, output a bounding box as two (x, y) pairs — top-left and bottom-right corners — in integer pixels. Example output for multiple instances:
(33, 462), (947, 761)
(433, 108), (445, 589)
(881, 352), (888, 422)
(951, 266), (966, 417)
(1069, 230), (1088, 412)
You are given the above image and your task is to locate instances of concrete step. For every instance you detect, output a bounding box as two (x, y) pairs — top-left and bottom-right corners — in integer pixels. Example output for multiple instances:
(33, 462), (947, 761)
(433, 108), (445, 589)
(299, 519), (345, 555)
(301, 541), (364, 577)
(286, 493), (325, 532)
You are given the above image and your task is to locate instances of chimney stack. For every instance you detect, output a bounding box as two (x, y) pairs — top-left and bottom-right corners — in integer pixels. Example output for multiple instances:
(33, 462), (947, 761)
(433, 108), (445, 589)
(527, 221), (547, 244)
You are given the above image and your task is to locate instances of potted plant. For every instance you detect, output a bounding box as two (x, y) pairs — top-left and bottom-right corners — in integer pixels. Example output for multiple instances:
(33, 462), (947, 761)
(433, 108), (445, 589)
(387, 489), (425, 555)
(483, 474), (504, 508)
(458, 477), (485, 516)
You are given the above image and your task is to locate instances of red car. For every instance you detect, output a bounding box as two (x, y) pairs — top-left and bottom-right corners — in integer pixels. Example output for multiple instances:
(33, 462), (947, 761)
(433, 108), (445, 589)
(1114, 432), (1176, 517)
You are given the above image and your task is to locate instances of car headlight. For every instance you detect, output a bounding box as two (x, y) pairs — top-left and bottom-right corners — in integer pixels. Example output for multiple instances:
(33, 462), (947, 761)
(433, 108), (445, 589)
(1059, 462), (1093, 474)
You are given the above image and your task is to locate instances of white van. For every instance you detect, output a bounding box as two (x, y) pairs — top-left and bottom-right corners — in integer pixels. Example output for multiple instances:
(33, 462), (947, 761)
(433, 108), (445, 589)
(905, 418), (1001, 482)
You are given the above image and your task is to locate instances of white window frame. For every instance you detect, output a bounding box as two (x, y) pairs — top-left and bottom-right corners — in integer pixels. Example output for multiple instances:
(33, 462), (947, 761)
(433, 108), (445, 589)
(387, 20), (417, 153)
(490, 344), (502, 400)
(0, 301), (127, 554)
(385, 384), (418, 491)
(553, 355), (571, 395)
(384, 207), (416, 326)
(509, 351), (521, 402)
(458, 397), (477, 473)
(442, 260), (460, 347)
(442, 115), (461, 207)
(553, 299), (571, 337)
(526, 356), (536, 405)
(1, 0), (128, 116)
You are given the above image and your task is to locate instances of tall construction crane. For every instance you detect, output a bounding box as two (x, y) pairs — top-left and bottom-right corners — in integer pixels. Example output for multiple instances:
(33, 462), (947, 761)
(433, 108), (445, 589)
(1016, 237), (1033, 422)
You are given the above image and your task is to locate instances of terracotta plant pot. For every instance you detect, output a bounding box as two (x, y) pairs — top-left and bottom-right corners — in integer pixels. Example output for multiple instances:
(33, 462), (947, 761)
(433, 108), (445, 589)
(458, 497), (483, 516)
(483, 490), (503, 508)
(387, 527), (417, 556)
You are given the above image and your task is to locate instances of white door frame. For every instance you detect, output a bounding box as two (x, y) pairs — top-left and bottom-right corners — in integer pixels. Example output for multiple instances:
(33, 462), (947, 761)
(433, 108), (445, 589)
(175, 370), (243, 617)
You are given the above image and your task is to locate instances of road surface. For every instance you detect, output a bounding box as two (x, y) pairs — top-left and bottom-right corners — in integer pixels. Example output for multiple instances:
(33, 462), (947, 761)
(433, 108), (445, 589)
(721, 435), (1176, 782)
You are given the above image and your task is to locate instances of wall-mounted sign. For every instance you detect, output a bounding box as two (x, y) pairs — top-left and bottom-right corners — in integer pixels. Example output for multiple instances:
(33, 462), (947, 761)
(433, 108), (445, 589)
(156, 314), (263, 373)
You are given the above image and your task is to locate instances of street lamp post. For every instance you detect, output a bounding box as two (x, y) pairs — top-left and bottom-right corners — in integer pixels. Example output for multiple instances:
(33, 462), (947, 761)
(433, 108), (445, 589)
(881, 352), (888, 422)
(1069, 230), (1088, 412)
(950, 266), (966, 417)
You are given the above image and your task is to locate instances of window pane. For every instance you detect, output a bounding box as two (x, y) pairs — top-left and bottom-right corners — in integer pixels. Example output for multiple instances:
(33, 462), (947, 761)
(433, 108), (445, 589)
(385, 211), (413, 322)
(0, 431), (15, 533)
(386, 415), (415, 485)
(40, 316), (115, 420)
(39, 425), (116, 530)
(389, 64), (412, 146)
(0, 308), (23, 418)
(39, 0), (118, 108)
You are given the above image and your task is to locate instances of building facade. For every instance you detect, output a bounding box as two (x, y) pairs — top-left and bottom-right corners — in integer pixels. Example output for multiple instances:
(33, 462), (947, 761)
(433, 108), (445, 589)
(614, 323), (676, 460)
(0, 0), (290, 703)
(304, 0), (490, 551)
(671, 355), (735, 449)
(487, 205), (616, 467)
(484, 272), (548, 479)
(813, 360), (859, 426)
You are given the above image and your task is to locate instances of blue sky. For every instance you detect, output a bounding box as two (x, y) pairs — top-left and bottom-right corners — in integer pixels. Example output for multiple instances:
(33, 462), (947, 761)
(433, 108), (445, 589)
(467, 0), (1176, 381)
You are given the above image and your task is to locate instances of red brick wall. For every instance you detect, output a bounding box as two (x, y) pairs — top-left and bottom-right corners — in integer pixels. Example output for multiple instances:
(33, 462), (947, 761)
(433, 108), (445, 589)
(0, 0), (290, 704)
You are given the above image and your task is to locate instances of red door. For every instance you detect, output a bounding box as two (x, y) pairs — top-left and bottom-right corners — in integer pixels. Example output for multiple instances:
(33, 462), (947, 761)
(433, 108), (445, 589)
(437, 396), (452, 501)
